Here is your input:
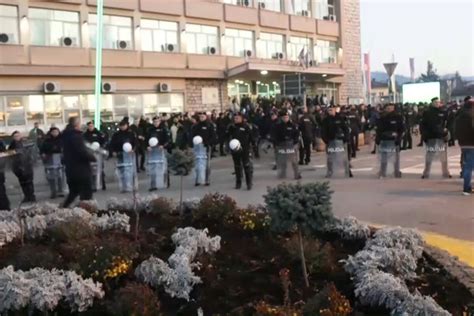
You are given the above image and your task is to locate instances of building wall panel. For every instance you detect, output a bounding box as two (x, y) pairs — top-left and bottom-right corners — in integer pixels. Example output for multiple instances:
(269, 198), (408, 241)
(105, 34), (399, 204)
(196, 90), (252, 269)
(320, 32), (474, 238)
(224, 4), (258, 25)
(139, 0), (183, 15)
(30, 46), (89, 66)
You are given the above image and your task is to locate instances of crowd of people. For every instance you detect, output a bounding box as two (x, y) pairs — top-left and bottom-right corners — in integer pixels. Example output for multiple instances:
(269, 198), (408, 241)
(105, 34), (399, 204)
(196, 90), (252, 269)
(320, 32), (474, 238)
(0, 94), (472, 211)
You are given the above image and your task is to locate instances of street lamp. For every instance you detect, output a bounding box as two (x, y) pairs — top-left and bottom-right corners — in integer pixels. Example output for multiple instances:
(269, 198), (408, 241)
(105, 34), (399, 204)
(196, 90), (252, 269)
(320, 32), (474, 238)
(93, 0), (104, 129)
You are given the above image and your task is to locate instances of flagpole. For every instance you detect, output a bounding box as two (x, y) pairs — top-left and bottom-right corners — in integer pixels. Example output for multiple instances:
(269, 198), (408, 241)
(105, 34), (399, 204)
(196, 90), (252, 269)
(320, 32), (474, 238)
(93, 0), (104, 130)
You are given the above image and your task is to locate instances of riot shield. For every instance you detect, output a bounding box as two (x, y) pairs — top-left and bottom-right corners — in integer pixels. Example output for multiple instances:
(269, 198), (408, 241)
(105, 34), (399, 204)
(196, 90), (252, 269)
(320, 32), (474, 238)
(422, 138), (450, 178)
(276, 141), (299, 179)
(147, 147), (168, 190)
(91, 152), (105, 191)
(116, 152), (136, 192)
(193, 144), (209, 185)
(326, 140), (350, 178)
(377, 140), (401, 178)
(44, 153), (65, 195)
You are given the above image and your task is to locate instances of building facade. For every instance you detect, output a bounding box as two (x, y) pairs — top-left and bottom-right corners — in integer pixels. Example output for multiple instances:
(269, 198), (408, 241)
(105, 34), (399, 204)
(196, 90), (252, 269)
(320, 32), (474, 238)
(0, 0), (363, 133)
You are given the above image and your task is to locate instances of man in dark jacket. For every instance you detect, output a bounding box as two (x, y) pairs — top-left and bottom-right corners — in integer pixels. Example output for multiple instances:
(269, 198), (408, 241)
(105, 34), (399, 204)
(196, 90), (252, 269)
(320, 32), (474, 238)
(61, 117), (96, 207)
(41, 127), (64, 198)
(375, 104), (404, 178)
(454, 97), (474, 195)
(226, 112), (255, 189)
(146, 116), (171, 148)
(401, 104), (416, 150)
(84, 121), (107, 191)
(446, 102), (460, 147)
(8, 131), (36, 203)
(420, 98), (451, 179)
(216, 112), (231, 156)
(110, 120), (138, 192)
(274, 110), (301, 180)
(83, 121), (106, 146)
(191, 112), (216, 186)
(298, 108), (316, 165)
(346, 105), (361, 158)
(0, 140), (11, 210)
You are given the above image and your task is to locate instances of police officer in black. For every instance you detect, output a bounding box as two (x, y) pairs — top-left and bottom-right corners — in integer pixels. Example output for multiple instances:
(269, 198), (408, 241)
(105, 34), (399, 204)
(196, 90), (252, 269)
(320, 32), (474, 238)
(8, 131), (36, 203)
(446, 102), (460, 147)
(420, 97), (451, 179)
(375, 103), (404, 178)
(84, 121), (106, 146)
(41, 127), (64, 198)
(192, 112), (217, 150)
(274, 110), (301, 180)
(321, 106), (352, 178)
(0, 139), (10, 210)
(110, 120), (138, 156)
(401, 104), (416, 150)
(298, 107), (316, 165)
(226, 112), (255, 190)
(346, 105), (361, 158)
(146, 116), (171, 149)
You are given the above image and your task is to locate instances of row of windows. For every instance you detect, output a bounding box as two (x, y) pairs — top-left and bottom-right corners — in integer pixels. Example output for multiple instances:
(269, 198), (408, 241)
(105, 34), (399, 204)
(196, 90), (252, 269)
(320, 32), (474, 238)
(0, 93), (184, 128)
(223, 0), (336, 19)
(0, 5), (338, 62)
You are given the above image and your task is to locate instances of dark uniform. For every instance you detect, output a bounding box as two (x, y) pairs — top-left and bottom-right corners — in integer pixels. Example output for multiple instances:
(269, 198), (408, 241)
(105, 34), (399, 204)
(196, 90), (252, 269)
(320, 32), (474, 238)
(192, 118), (216, 185)
(298, 113), (316, 165)
(375, 110), (404, 178)
(110, 128), (138, 156)
(216, 113), (231, 156)
(84, 127), (107, 191)
(446, 104), (459, 147)
(83, 128), (106, 146)
(0, 140), (10, 210)
(227, 120), (255, 190)
(274, 114), (301, 179)
(346, 109), (361, 158)
(420, 105), (450, 178)
(146, 121), (171, 148)
(402, 106), (416, 150)
(8, 136), (36, 203)
(321, 112), (352, 178)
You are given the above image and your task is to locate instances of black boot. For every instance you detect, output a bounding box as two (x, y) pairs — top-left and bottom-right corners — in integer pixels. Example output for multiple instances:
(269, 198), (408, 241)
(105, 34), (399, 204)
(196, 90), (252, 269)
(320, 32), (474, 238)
(235, 180), (242, 189)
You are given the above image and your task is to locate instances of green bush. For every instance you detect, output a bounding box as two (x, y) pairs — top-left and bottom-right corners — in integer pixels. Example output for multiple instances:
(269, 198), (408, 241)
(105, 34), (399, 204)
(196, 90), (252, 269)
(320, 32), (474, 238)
(192, 193), (238, 227)
(148, 197), (176, 215)
(47, 218), (96, 244)
(7, 244), (62, 270)
(264, 182), (335, 235)
(107, 282), (161, 316)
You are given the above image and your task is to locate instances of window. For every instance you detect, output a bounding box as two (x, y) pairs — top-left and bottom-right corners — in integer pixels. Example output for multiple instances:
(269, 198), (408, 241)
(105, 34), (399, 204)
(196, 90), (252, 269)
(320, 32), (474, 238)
(6, 96), (26, 126)
(314, 40), (337, 63)
(223, 0), (252, 6)
(257, 32), (284, 59)
(44, 95), (63, 125)
(314, 0), (336, 20)
(29, 8), (80, 47)
(27, 95), (44, 124)
(185, 24), (219, 55)
(63, 95), (80, 120)
(0, 5), (19, 44)
(288, 36), (311, 61)
(143, 93), (184, 116)
(0, 97), (5, 128)
(141, 19), (179, 52)
(258, 0), (281, 12)
(224, 28), (253, 57)
(89, 14), (133, 50)
(292, 0), (311, 16)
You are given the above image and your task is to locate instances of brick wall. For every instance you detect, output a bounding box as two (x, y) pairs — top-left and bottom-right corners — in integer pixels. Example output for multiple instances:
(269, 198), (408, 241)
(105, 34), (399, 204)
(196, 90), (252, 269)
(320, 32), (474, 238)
(339, 0), (363, 104)
(185, 79), (228, 113)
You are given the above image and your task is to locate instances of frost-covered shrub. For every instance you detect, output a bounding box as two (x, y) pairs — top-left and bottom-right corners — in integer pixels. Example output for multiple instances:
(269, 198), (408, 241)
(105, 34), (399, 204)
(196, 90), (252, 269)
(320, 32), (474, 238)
(366, 227), (424, 259)
(91, 211), (130, 233)
(77, 200), (100, 213)
(353, 270), (411, 310)
(327, 216), (371, 240)
(344, 246), (418, 280)
(0, 266), (104, 313)
(392, 292), (451, 316)
(135, 227), (221, 301)
(106, 195), (158, 213)
(0, 220), (21, 247)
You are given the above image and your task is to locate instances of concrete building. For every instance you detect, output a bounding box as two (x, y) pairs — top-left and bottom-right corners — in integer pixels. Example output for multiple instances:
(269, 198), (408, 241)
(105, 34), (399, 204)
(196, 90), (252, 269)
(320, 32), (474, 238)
(0, 0), (363, 133)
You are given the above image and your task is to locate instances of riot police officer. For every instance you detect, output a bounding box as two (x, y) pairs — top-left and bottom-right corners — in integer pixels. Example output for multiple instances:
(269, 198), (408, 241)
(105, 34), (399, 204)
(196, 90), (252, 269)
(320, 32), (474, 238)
(375, 104), (404, 178)
(0, 139), (10, 210)
(41, 127), (64, 198)
(192, 112), (216, 186)
(321, 106), (352, 178)
(226, 112), (255, 190)
(110, 120), (138, 192)
(346, 105), (361, 158)
(401, 104), (416, 150)
(274, 110), (301, 180)
(84, 121), (107, 191)
(420, 97), (451, 179)
(8, 131), (36, 203)
(146, 116), (171, 191)
(446, 102), (460, 147)
(298, 107), (316, 165)
(147, 116), (171, 149)
(84, 121), (106, 146)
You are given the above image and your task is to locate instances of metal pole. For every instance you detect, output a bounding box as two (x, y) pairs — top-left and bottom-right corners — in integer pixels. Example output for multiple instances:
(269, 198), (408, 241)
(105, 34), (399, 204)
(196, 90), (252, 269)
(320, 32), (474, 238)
(93, 0), (104, 130)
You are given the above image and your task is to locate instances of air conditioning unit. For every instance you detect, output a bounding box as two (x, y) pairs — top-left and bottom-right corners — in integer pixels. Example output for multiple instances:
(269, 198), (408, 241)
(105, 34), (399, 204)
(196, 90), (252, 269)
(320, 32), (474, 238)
(158, 83), (171, 93)
(102, 82), (116, 93)
(328, 14), (336, 21)
(301, 10), (309, 17)
(60, 36), (76, 47)
(258, 2), (266, 9)
(44, 82), (61, 94)
(116, 40), (131, 50)
(276, 52), (284, 60)
(0, 33), (14, 44)
(244, 49), (252, 58)
(237, 0), (250, 6)
(163, 43), (177, 53)
(207, 46), (217, 55)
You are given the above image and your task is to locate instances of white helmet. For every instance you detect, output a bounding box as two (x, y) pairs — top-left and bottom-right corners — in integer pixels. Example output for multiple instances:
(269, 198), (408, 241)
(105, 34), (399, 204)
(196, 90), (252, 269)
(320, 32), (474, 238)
(122, 142), (132, 153)
(229, 139), (241, 151)
(91, 142), (100, 151)
(193, 136), (203, 145)
(148, 137), (159, 147)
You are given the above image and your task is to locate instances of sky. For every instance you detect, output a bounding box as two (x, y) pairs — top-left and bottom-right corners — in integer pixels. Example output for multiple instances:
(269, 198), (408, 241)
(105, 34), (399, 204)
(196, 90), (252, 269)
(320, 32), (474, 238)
(360, 0), (474, 78)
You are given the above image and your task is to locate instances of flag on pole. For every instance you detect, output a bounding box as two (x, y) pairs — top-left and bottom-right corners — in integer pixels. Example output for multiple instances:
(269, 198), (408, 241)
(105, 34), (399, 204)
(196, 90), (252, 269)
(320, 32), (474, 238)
(298, 47), (306, 69)
(409, 58), (415, 82)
